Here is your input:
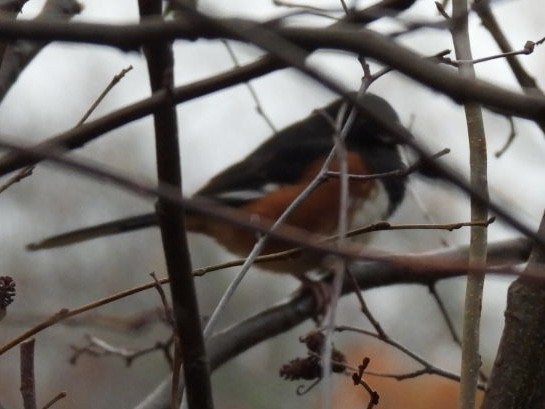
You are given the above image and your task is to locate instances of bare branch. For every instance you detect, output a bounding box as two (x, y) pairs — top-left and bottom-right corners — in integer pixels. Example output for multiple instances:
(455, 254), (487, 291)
(77, 65), (133, 126)
(0, 164), (31, 194)
(0, 18), (542, 120)
(220, 39), (277, 133)
(0, 0), (28, 67)
(0, 55), (281, 176)
(336, 325), (485, 388)
(20, 339), (37, 409)
(451, 0), (489, 406)
(481, 211), (545, 409)
(0, 238), (530, 359)
(70, 334), (173, 367)
(137, 235), (522, 409)
(41, 392), (66, 409)
(138, 2), (213, 409)
(0, 0), (82, 103)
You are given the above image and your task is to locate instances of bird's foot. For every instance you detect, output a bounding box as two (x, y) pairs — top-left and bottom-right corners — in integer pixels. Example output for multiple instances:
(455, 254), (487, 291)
(297, 276), (332, 324)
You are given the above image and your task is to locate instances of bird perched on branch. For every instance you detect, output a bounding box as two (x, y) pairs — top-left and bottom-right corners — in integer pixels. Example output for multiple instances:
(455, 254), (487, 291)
(28, 93), (409, 277)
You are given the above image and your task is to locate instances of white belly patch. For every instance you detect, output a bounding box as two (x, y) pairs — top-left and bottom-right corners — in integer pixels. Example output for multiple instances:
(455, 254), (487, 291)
(348, 182), (391, 240)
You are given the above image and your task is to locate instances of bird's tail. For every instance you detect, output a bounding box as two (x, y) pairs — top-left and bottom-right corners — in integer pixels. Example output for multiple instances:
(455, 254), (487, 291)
(27, 210), (203, 251)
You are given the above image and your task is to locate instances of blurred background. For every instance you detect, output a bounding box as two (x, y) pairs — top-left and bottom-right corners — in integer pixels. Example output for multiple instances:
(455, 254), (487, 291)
(0, 0), (544, 408)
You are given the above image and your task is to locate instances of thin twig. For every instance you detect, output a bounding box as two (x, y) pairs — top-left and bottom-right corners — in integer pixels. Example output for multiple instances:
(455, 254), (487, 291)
(150, 272), (173, 327)
(324, 80), (386, 353)
(429, 283), (489, 383)
(245, 5), (340, 22)
(0, 165), (32, 194)
(326, 148), (450, 180)
(435, 1), (450, 19)
(77, 65), (133, 126)
(322, 95), (352, 409)
(70, 334), (173, 366)
(272, 0), (342, 13)
(345, 266), (386, 338)
(474, 0), (545, 136)
(194, 217), (494, 276)
(0, 65), (132, 194)
(220, 39), (276, 133)
(439, 42), (536, 67)
(319, 53), (398, 403)
(356, 49), (454, 94)
(4, 308), (166, 332)
(474, 0), (544, 93)
(335, 325), (486, 389)
(494, 116), (516, 158)
(151, 272), (179, 408)
(41, 392), (66, 409)
(428, 283), (460, 344)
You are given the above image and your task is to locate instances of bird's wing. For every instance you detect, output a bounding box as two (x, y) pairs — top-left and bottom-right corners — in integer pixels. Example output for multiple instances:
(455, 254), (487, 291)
(196, 110), (337, 206)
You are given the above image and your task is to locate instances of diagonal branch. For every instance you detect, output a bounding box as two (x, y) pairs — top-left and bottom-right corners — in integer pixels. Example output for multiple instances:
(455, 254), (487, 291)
(0, 55), (281, 176)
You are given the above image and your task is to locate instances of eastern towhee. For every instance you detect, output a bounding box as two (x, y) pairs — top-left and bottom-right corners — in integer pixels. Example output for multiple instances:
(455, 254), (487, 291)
(28, 93), (408, 277)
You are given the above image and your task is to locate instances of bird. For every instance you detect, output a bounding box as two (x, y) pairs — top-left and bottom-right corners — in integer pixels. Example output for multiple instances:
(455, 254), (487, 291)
(27, 93), (408, 278)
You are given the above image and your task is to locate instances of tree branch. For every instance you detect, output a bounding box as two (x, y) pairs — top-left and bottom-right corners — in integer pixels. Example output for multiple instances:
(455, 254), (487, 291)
(0, 0), (82, 103)
(0, 18), (541, 119)
(450, 0), (489, 407)
(481, 212), (545, 409)
(0, 55), (281, 176)
(133, 238), (531, 409)
(138, 2), (213, 409)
